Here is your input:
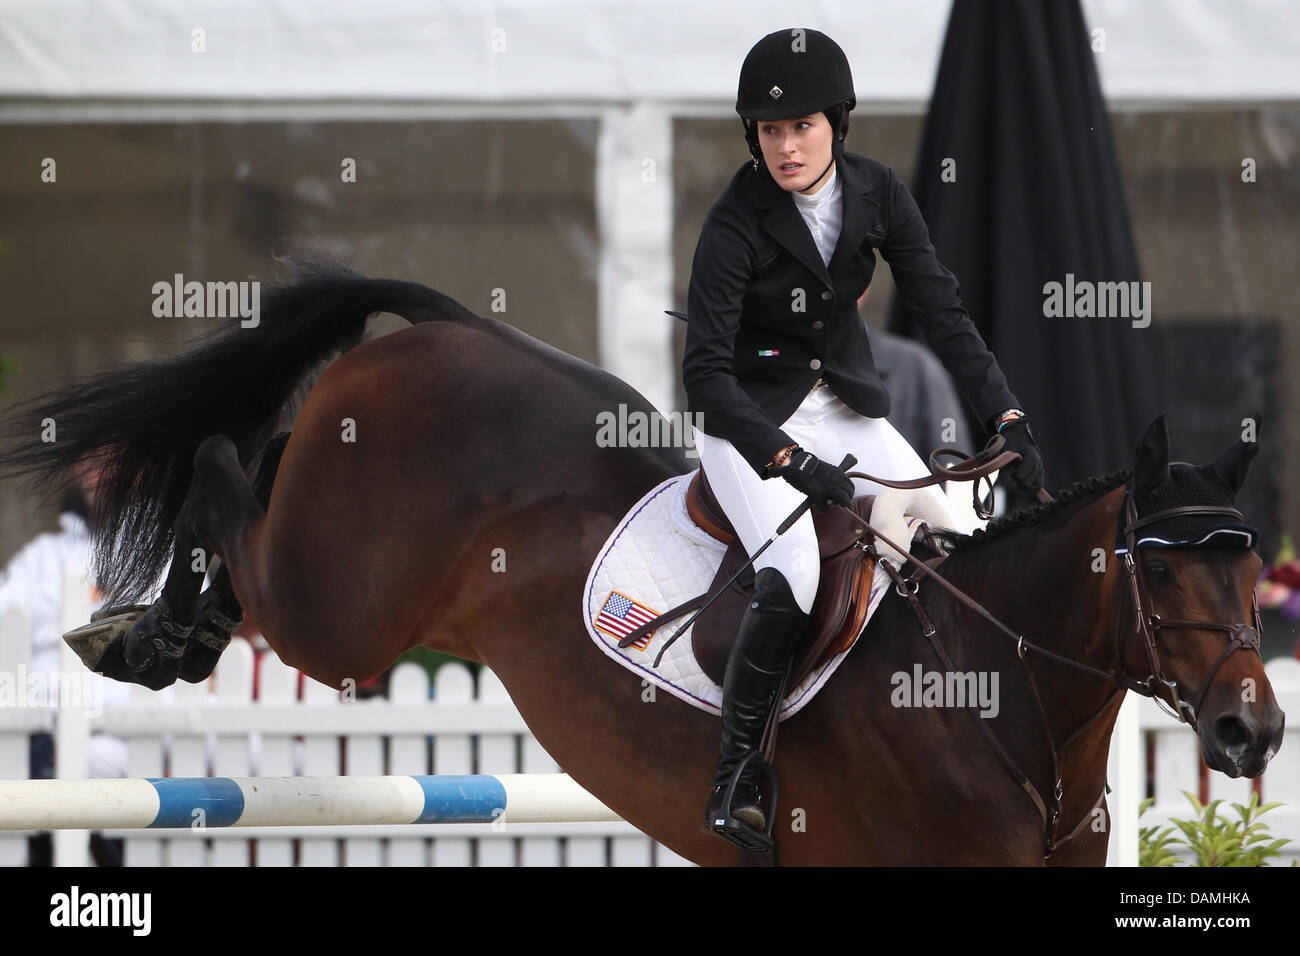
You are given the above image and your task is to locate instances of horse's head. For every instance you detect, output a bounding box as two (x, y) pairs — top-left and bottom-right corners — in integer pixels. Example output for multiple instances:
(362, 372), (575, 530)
(1114, 415), (1283, 778)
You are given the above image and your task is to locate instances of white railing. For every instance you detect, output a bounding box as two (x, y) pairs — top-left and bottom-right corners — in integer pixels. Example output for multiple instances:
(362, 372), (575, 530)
(0, 573), (692, 867)
(1108, 657), (1300, 866)
(2, 573), (1298, 867)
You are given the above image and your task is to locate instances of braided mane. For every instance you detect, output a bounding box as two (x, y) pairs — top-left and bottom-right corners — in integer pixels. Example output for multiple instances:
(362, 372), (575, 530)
(927, 469), (1131, 558)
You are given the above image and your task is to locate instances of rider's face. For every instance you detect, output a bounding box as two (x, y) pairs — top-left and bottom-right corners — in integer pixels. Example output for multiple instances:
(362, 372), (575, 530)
(757, 112), (835, 194)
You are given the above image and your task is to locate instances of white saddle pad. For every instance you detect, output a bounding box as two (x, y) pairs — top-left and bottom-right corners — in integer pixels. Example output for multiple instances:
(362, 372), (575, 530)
(581, 472), (932, 721)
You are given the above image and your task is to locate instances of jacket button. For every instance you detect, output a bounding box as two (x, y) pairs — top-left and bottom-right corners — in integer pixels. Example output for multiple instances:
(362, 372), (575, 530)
(810, 359), (822, 370)
(812, 320), (824, 330)
(821, 291), (833, 301)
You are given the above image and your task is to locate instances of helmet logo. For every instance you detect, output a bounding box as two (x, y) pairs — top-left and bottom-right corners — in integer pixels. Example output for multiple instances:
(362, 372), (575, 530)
(768, 85), (783, 100)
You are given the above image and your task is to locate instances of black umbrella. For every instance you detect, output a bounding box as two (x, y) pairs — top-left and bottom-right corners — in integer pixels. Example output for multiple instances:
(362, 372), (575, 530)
(888, 0), (1163, 498)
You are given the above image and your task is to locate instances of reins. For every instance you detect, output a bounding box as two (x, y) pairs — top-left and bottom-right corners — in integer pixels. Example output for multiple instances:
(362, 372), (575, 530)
(851, 438), (1026, 520)
(636, 434), (1262, 859)
(863, 507), (1112, 857)
(860, 456), (1263, 858)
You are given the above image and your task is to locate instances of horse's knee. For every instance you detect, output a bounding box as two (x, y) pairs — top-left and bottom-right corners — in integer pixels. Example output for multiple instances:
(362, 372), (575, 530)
(182, 435), (263, 547)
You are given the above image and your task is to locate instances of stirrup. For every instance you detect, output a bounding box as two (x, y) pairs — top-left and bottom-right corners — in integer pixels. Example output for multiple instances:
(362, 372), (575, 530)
(703, 751), (779, 853)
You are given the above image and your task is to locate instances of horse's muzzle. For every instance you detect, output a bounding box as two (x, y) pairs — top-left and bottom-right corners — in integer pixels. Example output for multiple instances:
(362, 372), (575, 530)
(1200, 703), (1285, 778)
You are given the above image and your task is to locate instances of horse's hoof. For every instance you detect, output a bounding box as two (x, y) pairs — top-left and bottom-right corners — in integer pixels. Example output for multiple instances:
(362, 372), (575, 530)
(179, 621), (234, 683)
(64, 610), (144, 672)
(90, 603), (151, 624)
(63, 611), (169, 688)
(178, 592), (241, 683)
(89, 633), (154, 686)
(120, 599), (192, 690)
(178, 640), (225, 684)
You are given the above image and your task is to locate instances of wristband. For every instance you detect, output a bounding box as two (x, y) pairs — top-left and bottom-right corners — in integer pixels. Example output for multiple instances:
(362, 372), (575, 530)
(994, 409), (1026, 433)
(764, 443), (800, 477)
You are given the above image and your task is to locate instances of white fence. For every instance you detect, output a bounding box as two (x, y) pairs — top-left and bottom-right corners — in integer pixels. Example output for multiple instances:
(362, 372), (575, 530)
(1110, 656), (1300, 866)
(1, 574), (1298, 867)
(0, 575), (691, 867)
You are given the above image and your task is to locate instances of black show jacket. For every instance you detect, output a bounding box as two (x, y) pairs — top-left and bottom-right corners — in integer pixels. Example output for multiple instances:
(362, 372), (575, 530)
(683, 151), (1020, 476)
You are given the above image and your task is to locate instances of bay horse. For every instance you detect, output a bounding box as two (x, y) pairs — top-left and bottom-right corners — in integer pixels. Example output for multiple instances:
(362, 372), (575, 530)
(0, 260), (1283, 865)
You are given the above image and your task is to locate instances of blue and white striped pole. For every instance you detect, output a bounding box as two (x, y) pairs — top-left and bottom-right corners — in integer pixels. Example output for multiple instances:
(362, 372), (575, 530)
(0, 774), (621, 830)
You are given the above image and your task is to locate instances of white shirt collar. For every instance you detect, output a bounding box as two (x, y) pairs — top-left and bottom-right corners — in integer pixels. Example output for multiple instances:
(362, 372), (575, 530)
(791, 163), (839, 208)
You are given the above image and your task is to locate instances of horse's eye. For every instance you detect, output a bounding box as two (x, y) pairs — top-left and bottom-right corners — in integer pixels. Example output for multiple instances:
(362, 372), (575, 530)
(1146, 561), (1171, 583)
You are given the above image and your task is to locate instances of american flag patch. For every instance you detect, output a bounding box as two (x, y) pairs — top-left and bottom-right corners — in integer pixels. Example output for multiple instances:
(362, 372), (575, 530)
(594, 591), (659, 651)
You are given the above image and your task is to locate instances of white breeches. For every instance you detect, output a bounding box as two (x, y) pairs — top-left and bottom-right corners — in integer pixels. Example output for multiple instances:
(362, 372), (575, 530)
(693, 383), (959, 614)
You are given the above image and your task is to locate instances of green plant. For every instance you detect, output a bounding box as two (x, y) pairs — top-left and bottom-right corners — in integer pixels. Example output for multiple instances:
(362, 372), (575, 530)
(1138, 797), (1181, 866)
(1140, 791), (1292, 866)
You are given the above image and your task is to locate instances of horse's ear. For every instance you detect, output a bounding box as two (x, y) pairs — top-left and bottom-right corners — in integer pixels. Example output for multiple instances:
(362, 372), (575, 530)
(1133, 415), (1171, 498)
(1205, 410), (1261, 496)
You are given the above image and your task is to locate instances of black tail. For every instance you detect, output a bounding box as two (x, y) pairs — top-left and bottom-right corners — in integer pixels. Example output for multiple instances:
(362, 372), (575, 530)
(0, 257), (479, 604)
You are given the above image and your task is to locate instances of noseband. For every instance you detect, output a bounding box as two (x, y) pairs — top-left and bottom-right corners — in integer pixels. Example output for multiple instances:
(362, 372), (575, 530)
(864, 481), (1263, 857)
(1114, 492), (1263, 725)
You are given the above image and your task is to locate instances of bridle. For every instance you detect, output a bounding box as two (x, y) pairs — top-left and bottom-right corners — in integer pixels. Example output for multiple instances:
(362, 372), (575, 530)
(650, 432), (1265, 857)
(1113, 491), (1264, 727)
(867, 475), (1263, 856)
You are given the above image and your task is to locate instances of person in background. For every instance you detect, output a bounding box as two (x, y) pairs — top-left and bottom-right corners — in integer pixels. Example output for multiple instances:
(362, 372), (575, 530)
(0, 460), (129, 865)
(867, 323), (975, 460)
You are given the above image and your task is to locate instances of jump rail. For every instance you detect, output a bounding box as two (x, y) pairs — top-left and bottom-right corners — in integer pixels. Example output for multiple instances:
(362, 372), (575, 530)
(0, 774), (621, 831)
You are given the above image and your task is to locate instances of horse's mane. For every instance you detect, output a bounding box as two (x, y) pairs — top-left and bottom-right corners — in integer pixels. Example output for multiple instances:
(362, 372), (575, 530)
(926, 469), (1132, 561)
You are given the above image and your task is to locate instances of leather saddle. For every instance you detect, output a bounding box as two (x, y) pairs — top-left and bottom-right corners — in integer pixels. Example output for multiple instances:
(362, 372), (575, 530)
(684, 470), (895, 690)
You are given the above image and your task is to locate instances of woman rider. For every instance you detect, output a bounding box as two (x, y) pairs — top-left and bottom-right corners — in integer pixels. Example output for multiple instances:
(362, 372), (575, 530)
(685, 28), (1046, 850)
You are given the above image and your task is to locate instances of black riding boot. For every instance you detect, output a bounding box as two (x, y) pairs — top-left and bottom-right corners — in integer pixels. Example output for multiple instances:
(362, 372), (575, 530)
(702, 567), (808, 848)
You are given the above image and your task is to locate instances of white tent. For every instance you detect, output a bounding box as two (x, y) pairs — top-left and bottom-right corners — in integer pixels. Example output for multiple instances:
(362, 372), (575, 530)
(2, 0), (1296, 411)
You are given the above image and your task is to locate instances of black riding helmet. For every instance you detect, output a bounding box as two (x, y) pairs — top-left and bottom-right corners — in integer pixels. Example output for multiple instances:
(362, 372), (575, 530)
(736, 28), (856, 170)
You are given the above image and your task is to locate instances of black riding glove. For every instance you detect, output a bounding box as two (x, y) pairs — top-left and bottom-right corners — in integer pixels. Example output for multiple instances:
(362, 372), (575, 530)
(775, 447), (854, 510)
(995, 418), (1045, 496)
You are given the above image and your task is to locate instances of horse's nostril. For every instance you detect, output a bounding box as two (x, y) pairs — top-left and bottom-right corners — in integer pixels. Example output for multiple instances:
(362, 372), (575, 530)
(1211, 714), (1252, 754)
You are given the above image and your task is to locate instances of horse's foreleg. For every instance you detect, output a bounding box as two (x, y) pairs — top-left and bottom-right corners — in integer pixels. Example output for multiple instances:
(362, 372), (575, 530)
(178, 433), (289, 682)
(113, 521), (208, 689)
(113, 434), (275, 688)
(178, 565), (241, 683)
(67, 523), (205, 689)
